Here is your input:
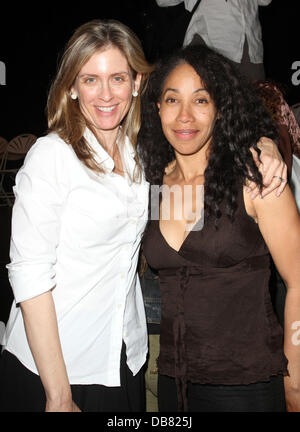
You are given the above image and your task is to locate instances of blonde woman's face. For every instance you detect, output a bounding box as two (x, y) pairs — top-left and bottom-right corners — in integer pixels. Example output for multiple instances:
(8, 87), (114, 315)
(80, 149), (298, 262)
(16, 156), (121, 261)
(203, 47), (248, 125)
(72, 46), (141, 136)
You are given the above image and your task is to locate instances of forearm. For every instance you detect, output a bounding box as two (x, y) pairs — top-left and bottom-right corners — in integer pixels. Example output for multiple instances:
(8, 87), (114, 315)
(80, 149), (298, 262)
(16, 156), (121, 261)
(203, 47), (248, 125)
(284, 288), (300, 406)
(20, 290), (72, 408)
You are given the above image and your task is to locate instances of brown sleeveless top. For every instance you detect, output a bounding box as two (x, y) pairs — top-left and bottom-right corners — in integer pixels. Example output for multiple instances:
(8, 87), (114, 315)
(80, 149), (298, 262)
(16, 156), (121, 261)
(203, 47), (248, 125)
(142, 184), (288, 411)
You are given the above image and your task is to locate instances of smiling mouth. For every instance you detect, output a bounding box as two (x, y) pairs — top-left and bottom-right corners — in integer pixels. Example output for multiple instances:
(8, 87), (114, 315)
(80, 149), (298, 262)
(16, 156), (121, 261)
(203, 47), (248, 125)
(96, 105), (117, 113)
(174, 129), (197, 134)
(173, 129), (198, 137)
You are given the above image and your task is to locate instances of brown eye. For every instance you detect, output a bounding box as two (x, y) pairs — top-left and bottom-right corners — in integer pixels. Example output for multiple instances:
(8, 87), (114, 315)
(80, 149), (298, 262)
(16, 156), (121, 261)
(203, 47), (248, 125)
(165, 97), (177, 103)
(195, 98), (208, 104)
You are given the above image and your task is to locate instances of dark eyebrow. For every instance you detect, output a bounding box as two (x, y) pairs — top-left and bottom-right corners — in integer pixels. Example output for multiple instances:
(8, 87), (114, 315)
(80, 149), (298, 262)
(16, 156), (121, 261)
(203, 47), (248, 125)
(163, 87), (207, 96)
(162, 87), (179, 96)
(193, 88), (207, 93)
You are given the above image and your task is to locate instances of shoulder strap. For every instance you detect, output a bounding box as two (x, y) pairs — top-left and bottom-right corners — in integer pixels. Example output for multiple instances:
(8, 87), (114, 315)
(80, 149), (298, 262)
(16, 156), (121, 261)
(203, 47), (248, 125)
(191, 0), (202, 15)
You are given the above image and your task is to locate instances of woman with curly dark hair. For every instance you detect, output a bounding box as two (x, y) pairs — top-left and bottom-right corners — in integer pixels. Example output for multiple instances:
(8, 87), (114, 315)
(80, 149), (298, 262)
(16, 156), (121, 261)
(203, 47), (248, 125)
(139, 44), (300, 412)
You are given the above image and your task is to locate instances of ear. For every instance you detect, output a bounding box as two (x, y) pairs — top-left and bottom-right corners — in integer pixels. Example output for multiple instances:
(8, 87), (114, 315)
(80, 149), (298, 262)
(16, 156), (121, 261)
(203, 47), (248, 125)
(157, 102), (161, 114)
(70, 86), (78, 99)
(134, 73), (142, 93)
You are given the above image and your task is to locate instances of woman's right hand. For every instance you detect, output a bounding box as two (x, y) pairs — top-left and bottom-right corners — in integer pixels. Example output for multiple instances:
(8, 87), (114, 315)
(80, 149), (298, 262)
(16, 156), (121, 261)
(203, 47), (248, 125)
(45, 399), (81, 412)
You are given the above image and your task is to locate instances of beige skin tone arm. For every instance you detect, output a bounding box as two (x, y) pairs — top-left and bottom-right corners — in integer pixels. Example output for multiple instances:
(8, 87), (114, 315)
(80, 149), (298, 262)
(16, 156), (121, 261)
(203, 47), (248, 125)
(20, 291), (81, 412)
(245, 185), (300, 412)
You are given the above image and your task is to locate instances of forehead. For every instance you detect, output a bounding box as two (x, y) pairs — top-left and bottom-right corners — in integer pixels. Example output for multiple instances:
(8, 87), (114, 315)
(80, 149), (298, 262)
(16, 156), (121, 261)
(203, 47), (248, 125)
(80, 46), (130, 74)
(163, 63), (204, 89)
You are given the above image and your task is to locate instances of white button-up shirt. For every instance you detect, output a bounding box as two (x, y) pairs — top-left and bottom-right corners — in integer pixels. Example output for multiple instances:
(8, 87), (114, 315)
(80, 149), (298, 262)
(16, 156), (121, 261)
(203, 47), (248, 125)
(156, 0), (272, 63)
(2, 128), (149, 386)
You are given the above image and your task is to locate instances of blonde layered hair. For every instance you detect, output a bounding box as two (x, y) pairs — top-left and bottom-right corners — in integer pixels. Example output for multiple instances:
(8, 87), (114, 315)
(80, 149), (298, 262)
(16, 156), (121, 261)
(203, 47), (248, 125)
(47, 19), (153, 180)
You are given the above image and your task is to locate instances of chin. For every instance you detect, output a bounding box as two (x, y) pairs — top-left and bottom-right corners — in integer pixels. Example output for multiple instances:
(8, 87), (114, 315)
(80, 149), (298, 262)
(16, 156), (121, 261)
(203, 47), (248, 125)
(175, 146), (201, 156)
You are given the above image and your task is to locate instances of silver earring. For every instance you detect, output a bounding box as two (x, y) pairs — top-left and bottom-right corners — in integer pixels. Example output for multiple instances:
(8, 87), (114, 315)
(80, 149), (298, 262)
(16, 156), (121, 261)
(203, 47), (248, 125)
(71, 93), (78, 100)
(132, 90), (138, 97)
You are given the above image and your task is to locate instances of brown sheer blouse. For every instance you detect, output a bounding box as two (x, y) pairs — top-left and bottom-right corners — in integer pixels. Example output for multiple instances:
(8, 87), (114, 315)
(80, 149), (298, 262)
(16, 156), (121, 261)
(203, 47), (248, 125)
(142, 184), (288, 411)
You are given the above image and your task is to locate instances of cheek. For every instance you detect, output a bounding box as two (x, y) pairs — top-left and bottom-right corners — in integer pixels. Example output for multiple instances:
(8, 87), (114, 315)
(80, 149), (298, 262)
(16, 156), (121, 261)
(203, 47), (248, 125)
(159, 114), (170, 136)
(77, 86), (97, 104)
(159, 110), (173, 128)
(161, 123), (173, 144)
(200, 110), (217, 130)
(117, 86), (133, 105)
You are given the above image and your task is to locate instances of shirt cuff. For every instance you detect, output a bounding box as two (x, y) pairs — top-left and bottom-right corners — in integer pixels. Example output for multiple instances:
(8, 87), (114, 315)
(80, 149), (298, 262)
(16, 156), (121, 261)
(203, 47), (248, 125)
(7, 263), (56, 304)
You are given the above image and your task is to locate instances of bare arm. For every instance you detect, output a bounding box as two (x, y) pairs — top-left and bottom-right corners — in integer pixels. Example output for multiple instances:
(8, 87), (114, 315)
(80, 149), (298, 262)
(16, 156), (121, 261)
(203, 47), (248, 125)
(20, 291), (80, 412)
(246, 185), (300, 411)
(8, 139), (81, 412)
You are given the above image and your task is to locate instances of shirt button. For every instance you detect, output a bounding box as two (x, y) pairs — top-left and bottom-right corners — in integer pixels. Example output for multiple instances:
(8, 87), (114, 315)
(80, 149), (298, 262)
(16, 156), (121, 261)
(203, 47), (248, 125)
(117, 304), (122, 309)
(121, 273), (125, 279)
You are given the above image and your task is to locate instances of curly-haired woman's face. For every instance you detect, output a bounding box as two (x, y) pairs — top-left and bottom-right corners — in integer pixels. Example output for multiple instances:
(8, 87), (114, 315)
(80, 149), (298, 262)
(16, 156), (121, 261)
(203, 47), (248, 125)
(157, 63), (218, 157)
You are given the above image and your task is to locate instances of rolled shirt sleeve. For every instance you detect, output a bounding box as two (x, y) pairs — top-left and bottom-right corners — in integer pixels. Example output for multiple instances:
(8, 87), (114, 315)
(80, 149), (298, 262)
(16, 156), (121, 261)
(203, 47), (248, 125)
(258, 0), (272, 6)
(156, 0), (184, 7)
(7, 136), (68, 304)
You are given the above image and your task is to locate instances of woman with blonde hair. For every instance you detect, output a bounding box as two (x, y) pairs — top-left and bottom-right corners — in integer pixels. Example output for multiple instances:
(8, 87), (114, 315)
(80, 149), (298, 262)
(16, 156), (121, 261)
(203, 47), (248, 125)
(0, 19), (287, 412)
(0, 19), (153, 412)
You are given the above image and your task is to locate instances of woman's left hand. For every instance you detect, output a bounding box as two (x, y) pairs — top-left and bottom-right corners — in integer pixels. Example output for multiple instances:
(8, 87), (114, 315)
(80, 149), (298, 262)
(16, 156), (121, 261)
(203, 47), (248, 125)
(247, 137), (287, 199)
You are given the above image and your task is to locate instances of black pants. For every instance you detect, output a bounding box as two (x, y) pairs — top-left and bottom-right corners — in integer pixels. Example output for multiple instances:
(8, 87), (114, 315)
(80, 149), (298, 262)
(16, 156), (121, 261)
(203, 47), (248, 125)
(0, 343), (145, 412)
(158, 374), (286, 412)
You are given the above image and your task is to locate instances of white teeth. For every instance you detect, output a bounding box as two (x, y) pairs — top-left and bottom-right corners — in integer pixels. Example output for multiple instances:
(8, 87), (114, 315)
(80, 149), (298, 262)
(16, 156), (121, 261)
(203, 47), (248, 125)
(96, 105), (116, 112)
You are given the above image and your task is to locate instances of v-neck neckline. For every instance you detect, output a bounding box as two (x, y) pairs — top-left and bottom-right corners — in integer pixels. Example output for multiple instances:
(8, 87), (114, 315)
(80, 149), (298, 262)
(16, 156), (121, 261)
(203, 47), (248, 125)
(158, 218), (201, 255)
(157, 183), (205, 253)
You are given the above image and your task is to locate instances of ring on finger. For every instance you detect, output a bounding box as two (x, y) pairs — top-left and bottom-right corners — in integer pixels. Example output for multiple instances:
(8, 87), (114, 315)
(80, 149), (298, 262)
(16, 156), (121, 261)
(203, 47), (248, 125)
(272, 175), (286, 183)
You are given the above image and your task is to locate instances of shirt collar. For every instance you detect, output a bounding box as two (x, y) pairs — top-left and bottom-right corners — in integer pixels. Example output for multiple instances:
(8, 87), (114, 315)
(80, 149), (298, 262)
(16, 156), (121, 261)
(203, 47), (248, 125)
(83, 127), (136, 175)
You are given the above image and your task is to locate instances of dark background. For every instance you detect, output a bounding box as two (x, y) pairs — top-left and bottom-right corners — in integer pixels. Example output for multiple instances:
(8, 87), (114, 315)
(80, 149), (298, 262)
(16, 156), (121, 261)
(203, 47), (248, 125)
(0, 0), (299, 141)
(0, 0), (299, 327)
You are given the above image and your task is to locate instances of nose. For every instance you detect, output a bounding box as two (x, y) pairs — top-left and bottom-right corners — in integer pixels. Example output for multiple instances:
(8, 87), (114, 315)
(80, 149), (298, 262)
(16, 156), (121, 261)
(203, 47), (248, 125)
(97, 81), (113, 102)
(176, 103), (194, 123)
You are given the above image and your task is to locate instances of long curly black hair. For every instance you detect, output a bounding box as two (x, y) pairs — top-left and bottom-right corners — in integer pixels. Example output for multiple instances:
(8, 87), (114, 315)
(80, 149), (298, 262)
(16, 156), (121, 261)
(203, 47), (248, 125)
(137, 44), (278, 224)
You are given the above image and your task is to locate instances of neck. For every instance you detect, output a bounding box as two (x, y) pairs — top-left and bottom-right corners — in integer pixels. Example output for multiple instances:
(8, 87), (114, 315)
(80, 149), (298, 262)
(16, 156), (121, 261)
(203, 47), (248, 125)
(94, 127), (120, 157)
(173, 148), (209, 182)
